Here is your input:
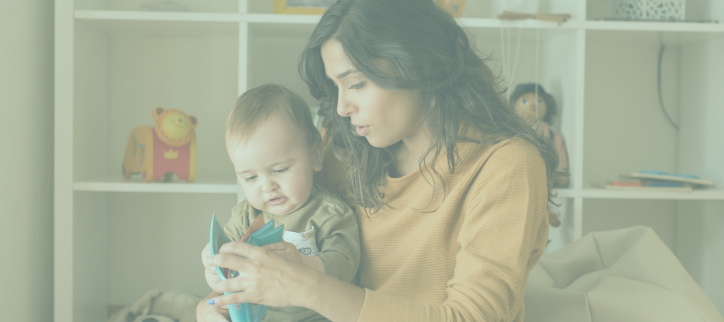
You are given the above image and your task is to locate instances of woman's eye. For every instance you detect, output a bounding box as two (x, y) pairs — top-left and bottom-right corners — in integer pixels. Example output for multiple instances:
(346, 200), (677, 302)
(274, 167), (289, 174)
(348, 81), (366, 90)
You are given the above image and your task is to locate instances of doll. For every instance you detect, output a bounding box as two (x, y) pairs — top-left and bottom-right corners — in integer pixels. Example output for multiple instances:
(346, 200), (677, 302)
(510, 83), (568, 227)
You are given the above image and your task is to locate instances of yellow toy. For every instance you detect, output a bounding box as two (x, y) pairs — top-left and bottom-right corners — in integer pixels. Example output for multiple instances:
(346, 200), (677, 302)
(122, 107), (198, 182)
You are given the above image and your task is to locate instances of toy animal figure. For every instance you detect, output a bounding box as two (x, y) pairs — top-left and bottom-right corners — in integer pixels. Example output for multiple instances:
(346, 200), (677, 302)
(122, 107), (198, 182)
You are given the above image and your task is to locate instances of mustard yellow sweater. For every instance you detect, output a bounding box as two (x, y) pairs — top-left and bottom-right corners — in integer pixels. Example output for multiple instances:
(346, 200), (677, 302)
(316, 135), (549, 322)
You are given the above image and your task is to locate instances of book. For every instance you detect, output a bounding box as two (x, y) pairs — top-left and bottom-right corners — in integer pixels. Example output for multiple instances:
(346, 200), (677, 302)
(641, 180), (685, 188)
(610, 181), (642, 187)
(209, 214), (284, 322)
(594, 183), (693, 192)
(625, 172), (714, 187)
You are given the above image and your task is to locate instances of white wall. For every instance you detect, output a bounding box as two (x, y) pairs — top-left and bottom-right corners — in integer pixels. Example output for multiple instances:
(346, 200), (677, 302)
(0, 1), (54, 321)
(677, 36), (724, 314)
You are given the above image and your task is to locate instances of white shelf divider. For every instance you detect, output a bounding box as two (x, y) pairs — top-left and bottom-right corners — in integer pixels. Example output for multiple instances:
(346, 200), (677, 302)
(55, 0), (74, 321)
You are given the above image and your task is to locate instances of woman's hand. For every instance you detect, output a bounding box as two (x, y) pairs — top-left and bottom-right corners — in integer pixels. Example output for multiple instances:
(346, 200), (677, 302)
(202, 243), (221, 289)
(263, 241), (325, 273)
(209, 240), (318, 308)
(262, 241), (303, 266)
(196, 292), (230, 322)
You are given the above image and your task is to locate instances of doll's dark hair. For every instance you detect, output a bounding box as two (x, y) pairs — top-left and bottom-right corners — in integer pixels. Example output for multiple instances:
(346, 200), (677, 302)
(510, 83), (558, 124)
(298, 0), (559, 215)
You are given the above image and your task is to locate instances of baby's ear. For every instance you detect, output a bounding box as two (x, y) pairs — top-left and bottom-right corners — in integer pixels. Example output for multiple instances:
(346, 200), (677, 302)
(153, 107), (165, 120)
(188, 115), (198, 129)
(311, 140), (323, 172)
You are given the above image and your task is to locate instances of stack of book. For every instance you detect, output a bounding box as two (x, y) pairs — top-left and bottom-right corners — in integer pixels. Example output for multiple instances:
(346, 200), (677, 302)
(599, 171), (714, 192)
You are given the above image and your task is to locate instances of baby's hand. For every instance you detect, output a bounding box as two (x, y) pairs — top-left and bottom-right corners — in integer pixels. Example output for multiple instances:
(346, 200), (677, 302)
(262, 242), (303, 266)
(202, 243), (221, 288)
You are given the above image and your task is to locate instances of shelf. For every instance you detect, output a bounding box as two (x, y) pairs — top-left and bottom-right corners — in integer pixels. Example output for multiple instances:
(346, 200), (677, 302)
(74, 10), (322, 37)
(75, 10), (242, 22)
(74, 176), (242, 194)
(75, 10), (322, 24)
(75, 10), (724, 31)
(553, 188), (724, 200)
(584, 20), (724, 33)
(75, 10), (724, 44)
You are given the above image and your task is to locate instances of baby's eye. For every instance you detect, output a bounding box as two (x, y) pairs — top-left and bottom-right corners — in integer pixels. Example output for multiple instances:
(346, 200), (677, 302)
(274, 167), (289, 174)
(348, 81), (366, 90)
(243, 175), (257, 182)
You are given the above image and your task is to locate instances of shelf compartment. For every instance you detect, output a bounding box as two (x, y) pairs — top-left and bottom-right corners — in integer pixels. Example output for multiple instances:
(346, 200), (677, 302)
(72, 19), (239, 183)
(583, 20), (724, 33)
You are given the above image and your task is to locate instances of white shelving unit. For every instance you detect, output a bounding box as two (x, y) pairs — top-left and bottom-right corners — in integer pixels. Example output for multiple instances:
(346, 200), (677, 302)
(55, 0), (724, 321)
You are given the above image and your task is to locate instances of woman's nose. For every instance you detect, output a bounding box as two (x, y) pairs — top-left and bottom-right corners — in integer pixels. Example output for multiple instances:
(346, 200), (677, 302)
(336, 91), (355, 117)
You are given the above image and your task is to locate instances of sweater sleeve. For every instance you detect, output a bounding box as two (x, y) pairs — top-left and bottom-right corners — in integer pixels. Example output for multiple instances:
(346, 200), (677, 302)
(356, 142), (549, 322)
(314, 200), (361, 284)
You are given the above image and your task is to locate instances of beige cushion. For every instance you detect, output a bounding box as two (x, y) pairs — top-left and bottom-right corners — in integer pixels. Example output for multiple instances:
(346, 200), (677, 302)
(524, 226), (724, 322)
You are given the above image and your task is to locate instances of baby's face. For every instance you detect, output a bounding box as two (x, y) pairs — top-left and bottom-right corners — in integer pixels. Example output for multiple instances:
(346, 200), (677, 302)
(227, 116), (322, 215)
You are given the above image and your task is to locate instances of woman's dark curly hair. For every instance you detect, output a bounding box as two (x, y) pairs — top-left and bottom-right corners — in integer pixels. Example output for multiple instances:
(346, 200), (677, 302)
(510, 83), (558, 124)
(299, 0), (559, 215)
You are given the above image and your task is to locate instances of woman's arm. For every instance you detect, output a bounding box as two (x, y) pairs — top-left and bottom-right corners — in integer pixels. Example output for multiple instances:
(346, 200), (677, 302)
(208, 242), (365, 322)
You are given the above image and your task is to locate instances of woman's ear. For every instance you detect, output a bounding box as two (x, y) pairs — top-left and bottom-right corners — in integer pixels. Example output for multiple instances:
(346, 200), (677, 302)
(311, 140), (324, 172)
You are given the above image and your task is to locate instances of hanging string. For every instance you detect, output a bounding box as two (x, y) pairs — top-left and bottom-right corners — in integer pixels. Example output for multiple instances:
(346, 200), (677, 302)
(510, 27), (522, 86)
(499, 23), (523, 95)
(500, 25), (508, 84)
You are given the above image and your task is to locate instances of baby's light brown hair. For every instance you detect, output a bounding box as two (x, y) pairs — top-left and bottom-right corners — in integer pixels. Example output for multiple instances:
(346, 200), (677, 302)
(225, 84), (321, 149)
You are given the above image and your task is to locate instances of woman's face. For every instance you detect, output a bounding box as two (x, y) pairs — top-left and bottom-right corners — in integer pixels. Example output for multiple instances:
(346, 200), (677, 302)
(320, 39), (423, 148)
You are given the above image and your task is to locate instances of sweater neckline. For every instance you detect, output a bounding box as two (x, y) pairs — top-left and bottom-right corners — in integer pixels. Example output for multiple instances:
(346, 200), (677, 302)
(383, 126), (501, 192)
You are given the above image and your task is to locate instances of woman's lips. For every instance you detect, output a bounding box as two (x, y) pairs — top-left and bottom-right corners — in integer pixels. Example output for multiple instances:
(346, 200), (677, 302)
(356, 125), (369, 136)
(267, 197), (287, 206)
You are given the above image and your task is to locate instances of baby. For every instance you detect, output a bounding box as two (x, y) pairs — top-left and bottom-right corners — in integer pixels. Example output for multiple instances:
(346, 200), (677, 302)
(202, 84), (360, 322)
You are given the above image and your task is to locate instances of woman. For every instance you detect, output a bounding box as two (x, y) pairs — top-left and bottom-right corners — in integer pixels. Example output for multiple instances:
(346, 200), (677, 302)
(198, 0), (558, 321)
